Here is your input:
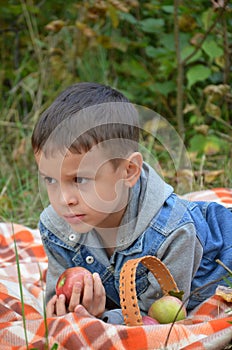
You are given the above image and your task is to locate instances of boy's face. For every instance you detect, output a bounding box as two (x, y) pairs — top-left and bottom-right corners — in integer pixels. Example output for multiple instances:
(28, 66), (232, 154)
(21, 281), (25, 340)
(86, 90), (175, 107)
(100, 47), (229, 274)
(35, 146), (130, 234)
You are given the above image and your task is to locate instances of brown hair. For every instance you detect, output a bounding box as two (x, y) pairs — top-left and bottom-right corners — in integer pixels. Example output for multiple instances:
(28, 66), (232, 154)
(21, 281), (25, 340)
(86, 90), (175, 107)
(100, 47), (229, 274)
(32, 82), (140, 160)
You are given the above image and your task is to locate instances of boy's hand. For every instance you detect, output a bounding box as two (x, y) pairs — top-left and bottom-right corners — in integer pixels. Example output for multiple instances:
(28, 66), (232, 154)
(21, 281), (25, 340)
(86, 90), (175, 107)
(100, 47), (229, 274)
(46, 272), (106, 318)
(69, 272), (106, 317)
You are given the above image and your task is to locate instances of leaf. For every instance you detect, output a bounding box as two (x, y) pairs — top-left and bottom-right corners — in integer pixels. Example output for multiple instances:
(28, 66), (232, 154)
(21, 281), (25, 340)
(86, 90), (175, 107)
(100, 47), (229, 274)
(169, 290), (185, 301)
(189, 134), (206, 153)
(204, 84), (230, 97)
(187, 65), (211, 88)
(145, 46), (166, 58)
(50, 344), (59, 350)
(145, 46), (157, 58)
(140, 18), (164, 33)
(215, 56), (225, 68)
(194, 124), (209, 135)
(161, 5), (174, 14)
(189, 114), (204, 125)
(45, 20), (65, 32)
(203, 136), (221, 155)
(149, 81), (176, 96)
(117, 60), (150, 79)
(160, 33), (175, 51)
(108, 4), (119, 28)
(183, 104), (196, 114)
(205, 102), (221, 118)
(120, 12), (137, 24)
(201, 8), (215, 31)
(202, 40), (223, 60)
(179, 14), (197, 32)
(204, 170), (224, 183)
(2, 4), (25, 17)
(190, 134), (224, 156)
(97, 35), (128, 51)
(181, 45), (202, 63)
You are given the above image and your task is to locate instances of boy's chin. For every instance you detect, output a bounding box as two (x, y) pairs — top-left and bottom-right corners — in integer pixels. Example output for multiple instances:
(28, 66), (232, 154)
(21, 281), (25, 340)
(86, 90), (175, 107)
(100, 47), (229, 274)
(68, 222), (93, 234)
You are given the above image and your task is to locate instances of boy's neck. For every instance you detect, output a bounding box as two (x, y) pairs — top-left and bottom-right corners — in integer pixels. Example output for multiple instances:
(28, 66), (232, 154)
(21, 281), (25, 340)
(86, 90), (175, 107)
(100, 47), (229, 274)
(94, 203), (128, 253)
(105, 246), (115, 258)
(96, 226), (118, 258)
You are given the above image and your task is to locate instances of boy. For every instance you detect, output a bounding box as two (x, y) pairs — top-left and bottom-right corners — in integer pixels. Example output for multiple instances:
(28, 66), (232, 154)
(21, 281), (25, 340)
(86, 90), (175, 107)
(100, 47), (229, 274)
(32, 82), (232, 322)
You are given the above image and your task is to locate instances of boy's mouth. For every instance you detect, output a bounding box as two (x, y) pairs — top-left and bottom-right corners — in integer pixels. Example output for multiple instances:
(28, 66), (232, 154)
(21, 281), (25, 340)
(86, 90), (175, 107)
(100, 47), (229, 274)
(63, 214), (86, 224)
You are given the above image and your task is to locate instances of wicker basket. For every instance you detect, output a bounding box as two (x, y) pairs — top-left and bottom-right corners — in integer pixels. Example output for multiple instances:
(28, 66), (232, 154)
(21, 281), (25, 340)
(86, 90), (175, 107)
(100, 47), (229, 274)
(119, 255), (179, 326)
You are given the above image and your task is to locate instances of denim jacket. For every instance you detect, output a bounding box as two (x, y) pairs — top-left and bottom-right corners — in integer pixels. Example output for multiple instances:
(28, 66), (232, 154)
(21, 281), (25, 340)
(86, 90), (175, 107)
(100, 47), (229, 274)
(39, 192), (232, 312)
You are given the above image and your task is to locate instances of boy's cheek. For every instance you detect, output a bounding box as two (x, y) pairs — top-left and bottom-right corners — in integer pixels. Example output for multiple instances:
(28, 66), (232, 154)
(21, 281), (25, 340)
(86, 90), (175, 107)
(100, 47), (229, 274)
(95, 180), (127, 201)
(47, 192), (60, 210)
(80, 190), (126, 214)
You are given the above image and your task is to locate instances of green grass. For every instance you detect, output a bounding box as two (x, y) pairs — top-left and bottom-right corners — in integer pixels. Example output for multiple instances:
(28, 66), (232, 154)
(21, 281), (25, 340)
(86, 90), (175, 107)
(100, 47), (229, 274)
(0, 163), (43, 227)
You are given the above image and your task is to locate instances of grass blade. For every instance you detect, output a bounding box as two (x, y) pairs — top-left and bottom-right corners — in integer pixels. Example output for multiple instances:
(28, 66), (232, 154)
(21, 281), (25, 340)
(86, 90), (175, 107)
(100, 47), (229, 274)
(12, 223), (29, 349)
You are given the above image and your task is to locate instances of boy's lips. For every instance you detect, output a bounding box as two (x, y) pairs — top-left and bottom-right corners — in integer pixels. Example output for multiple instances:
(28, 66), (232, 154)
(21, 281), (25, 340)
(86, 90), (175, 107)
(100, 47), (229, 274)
(63, 214), (86, 224)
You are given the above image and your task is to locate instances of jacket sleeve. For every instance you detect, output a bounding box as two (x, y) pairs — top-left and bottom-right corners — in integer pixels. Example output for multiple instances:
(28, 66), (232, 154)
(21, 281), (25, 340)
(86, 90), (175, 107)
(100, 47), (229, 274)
(138, 222), (203, 312)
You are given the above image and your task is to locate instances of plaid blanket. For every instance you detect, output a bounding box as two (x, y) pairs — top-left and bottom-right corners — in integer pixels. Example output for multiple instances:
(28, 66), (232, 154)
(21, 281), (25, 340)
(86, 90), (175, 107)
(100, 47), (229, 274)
(0, 188), (232, 350)
(181, 187), (232, 208)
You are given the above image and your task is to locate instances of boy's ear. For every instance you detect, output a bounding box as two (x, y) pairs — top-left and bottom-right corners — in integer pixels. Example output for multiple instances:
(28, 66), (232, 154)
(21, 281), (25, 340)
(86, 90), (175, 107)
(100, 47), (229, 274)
(125, 152), (143, 187)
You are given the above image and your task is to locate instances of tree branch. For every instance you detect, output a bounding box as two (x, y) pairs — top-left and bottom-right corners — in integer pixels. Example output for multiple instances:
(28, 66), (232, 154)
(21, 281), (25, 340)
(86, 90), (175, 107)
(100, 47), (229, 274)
(183, 0), (229, 65)
(174, 0), (185, 138)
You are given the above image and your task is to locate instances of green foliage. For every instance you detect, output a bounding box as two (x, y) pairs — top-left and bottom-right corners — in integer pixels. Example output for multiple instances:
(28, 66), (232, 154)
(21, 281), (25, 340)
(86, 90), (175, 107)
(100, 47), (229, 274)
(187, 65), (212, 88)
(0, 0), (232, 226)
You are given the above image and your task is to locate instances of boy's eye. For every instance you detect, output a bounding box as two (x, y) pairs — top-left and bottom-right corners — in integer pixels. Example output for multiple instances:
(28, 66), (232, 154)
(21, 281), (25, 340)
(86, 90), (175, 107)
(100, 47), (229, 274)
(75, 177), (89, 185)
(43, 176), (57, 184)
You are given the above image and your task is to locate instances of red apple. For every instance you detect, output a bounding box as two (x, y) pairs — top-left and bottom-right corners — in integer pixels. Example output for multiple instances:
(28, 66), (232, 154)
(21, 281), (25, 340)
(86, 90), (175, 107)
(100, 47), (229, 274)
(142, 315), (160, 325)
(56, 266), (92, 304)
(148, 295), (187, 324)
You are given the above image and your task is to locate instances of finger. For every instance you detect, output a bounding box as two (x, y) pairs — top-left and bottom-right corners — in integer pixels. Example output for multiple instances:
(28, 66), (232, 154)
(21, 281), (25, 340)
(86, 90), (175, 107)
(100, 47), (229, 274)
(46, 295), (58, 317)
(56, 294), (67, 316)
(92, 272), (106, 317)
(68, 281), (82, 312)
(81, 274), (94, 310)
(93, 272), (105, 298)
(74, 304), (94, 319)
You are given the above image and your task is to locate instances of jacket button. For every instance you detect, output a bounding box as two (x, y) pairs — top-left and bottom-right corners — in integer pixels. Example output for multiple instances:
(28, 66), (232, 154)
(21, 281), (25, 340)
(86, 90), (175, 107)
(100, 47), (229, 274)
(69, 234), (76, 241)
(86, 256), (94, 264)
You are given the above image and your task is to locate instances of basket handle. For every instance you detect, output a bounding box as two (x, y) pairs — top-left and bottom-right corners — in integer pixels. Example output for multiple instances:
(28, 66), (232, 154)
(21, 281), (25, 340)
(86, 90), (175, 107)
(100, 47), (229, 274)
(119, 255), (179, 326)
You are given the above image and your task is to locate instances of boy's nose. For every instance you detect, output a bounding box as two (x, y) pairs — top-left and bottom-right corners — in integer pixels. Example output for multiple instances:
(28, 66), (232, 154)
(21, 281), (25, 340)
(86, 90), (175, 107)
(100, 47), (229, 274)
(60, 186), (79, 206)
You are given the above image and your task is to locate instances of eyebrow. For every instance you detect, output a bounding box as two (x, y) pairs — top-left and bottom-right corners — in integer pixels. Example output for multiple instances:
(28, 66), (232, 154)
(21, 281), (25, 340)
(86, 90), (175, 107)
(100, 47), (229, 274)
(38, 169), (95, 178)
(71, 171), (95, 178)
(38, 171), (47, 177)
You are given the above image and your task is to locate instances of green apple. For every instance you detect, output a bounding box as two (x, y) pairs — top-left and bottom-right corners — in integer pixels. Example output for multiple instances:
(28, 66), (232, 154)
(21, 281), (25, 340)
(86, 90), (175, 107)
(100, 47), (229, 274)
(148, 295), (187, 324)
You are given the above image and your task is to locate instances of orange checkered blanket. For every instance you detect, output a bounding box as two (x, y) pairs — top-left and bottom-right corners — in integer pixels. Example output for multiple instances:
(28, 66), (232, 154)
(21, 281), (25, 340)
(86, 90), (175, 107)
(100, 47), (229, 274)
(0, 188), (232, 350)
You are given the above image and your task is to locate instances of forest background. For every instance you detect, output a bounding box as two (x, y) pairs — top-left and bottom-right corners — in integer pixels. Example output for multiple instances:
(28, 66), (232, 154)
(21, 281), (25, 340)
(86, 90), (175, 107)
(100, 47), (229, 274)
(0, 0), (231, 228)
